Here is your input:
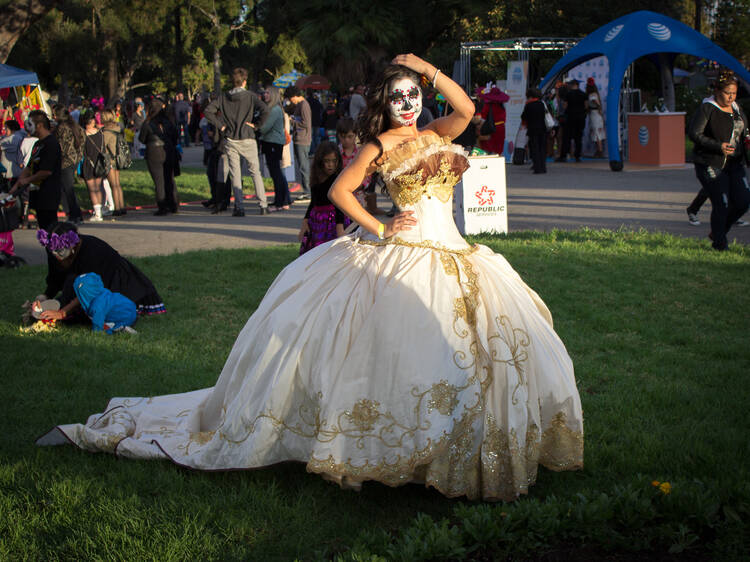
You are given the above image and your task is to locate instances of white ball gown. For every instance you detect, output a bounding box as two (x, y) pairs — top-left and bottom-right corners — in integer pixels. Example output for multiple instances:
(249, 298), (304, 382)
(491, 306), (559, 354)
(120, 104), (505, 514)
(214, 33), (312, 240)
(37, 134), (583, 501)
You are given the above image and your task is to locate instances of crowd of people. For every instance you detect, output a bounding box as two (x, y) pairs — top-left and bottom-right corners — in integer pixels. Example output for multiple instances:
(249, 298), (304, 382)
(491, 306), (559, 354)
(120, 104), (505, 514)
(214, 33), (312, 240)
(0, 53), (746, 508)
(37, 54), (585, 503)
(0, 65), (747, 275)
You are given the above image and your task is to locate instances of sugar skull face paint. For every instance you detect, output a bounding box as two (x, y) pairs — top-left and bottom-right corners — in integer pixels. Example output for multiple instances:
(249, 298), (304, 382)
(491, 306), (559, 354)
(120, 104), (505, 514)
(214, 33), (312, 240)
(388, 78), (422, 127)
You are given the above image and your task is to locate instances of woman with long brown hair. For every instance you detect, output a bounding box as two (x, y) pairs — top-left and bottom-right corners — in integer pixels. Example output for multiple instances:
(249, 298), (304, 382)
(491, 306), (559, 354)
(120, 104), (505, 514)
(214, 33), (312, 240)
(100, 109), (127, 215)
(39, 55), (583, 503)
(78, 110), (108, 222)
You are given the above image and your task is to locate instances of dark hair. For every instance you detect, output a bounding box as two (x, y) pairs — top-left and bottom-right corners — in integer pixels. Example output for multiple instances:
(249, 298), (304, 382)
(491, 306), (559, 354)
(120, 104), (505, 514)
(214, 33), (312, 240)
(79, 109), (97, 128)
(336, 117), (356, 137)
(232, 67), (248, 87)
(585, 83), (599, 95)
(715, 70), (739, 91)
(5, 119), (20, 132)
(357, 64), (421, 162)
(46, 221), (79, 236)
(311, 141), (342, 185)
(146, 99), (165, 121)
(526, 87), (542, 99)
(28, 109), (51, 131)
(284, 86), (302, 99)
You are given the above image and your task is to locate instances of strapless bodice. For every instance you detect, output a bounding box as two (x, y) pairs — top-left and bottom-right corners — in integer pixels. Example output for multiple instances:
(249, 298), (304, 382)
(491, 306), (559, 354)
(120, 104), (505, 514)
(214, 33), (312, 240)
(363, 135), (470, 249)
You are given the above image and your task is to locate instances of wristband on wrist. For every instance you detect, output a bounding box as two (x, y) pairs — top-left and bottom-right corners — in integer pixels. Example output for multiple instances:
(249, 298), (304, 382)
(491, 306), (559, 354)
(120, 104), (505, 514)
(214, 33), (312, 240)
(432, 68), (441, 85)
(377, 223), (385, 240)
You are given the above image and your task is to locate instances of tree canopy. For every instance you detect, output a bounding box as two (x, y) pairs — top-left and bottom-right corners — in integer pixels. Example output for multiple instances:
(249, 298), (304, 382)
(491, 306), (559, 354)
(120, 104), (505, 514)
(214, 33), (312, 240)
(2, 0), (748, 102)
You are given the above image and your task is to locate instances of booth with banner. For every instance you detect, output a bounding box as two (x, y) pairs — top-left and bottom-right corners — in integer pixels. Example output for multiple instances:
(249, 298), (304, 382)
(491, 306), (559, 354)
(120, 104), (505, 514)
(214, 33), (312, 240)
(538, 10), (750, 171)
(456, 38), (579, 160)
(0, 63), (50, 131)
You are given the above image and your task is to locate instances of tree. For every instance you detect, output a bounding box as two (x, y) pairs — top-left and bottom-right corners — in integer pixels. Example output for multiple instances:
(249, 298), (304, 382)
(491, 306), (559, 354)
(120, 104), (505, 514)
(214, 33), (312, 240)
(714, 0), (750, 64)
(189, 0), (264, 93)
(0, 0), (60, 63)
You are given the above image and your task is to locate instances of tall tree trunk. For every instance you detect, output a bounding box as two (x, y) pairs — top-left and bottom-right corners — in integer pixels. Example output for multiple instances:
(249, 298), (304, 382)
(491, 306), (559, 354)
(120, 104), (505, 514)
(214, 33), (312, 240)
(107, 42), (118, 102)
(0, 0), (60, 63)
(658, 53), (675, 112)
(117, 44), (144, 99)
(58, 72), (69, 106)
(213, 44), (222, 94)
(694, 0), (703, 32)
(175, 4), (183, 93)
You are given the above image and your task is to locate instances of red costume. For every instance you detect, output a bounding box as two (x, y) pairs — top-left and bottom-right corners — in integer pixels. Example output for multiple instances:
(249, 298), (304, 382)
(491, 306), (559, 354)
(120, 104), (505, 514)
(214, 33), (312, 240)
(479, 87), (510, 156)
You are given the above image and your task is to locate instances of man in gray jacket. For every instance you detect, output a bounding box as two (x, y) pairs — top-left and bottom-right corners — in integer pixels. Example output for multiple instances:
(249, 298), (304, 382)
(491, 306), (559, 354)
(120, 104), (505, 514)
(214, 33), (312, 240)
(284, 86), (312, 201)
(205, 67), (270, 216)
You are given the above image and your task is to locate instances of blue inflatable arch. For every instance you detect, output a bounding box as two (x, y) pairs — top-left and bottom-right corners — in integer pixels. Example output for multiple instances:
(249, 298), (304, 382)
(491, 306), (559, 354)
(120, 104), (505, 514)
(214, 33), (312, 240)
(539, 10), (750, 171)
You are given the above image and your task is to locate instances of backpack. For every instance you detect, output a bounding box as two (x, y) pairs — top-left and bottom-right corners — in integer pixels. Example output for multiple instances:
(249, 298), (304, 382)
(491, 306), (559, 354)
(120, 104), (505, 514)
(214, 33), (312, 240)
(115, 133), (132, 169)
(86, 134), (111, 178)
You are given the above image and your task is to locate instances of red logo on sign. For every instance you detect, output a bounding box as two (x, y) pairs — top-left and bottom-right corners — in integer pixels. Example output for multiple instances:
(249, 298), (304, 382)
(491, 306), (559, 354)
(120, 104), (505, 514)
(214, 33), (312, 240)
(475, 185), (495, 206)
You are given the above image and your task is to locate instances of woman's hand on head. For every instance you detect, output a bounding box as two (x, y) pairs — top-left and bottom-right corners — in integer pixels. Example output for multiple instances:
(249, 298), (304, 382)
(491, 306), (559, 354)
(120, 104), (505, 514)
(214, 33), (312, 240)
(391, 54), (432, 77)
(384, 210), (417, 238)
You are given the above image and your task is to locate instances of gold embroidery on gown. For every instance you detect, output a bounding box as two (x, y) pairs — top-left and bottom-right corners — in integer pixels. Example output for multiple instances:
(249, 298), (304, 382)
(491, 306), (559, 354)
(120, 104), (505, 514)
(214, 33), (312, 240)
(37, 134), (584, 502)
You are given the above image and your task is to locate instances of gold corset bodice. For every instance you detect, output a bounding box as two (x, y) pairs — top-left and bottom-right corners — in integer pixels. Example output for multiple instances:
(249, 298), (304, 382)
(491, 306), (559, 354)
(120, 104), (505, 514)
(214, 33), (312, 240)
(378, 135), (470, 209)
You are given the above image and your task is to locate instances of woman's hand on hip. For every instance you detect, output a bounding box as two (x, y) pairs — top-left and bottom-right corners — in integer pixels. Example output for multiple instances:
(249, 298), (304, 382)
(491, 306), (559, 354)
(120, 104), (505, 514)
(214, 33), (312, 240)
(384, 210), (417, 238)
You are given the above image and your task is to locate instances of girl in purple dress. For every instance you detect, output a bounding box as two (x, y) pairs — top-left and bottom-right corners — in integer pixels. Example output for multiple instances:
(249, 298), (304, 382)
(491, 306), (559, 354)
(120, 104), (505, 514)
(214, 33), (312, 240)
(298, 141), (350, 254)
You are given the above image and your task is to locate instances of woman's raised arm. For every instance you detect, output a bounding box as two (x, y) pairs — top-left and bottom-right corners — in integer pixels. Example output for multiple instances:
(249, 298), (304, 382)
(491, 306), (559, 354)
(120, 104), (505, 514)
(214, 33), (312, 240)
(391, 53), (474, 139)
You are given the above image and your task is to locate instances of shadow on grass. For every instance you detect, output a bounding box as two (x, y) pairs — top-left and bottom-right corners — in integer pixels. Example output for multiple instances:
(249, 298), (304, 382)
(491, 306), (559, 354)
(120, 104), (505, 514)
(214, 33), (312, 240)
(2, 231), (749, 559)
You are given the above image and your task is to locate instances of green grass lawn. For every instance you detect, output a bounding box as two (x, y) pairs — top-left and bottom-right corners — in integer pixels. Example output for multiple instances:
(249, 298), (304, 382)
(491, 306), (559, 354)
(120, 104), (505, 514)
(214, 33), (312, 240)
(1, 230), (749, 560)
(73, 160), (274, 210)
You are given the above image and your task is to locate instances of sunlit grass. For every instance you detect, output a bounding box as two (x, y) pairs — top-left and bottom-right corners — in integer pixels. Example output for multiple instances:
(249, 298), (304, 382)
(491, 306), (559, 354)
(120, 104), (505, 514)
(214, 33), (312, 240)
(1, 229), (748, 559)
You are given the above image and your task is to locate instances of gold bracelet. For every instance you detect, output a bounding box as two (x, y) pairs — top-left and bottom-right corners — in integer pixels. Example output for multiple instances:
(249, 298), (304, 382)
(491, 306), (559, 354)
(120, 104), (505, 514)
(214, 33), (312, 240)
(377, 223), (385, 240)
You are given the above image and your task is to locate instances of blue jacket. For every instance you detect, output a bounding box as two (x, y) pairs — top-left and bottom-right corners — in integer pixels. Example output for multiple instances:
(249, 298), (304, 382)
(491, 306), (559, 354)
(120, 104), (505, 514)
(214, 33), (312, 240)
(73, 272), (137, 334)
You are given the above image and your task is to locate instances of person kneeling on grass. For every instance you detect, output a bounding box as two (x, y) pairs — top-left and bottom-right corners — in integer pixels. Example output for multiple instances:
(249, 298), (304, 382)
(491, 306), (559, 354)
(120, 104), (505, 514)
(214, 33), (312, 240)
(71, 272), (137, 334)
(33, 221), (165, 324)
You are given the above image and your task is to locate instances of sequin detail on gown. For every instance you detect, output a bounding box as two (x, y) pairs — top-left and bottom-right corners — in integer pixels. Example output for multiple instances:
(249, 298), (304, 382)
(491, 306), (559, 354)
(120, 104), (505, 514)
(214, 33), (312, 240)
(37, 134), (583, 501)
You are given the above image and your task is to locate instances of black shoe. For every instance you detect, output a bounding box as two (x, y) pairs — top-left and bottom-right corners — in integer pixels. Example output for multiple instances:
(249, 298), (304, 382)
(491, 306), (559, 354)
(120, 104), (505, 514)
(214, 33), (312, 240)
(211, 203), (228, 214)
(201, 200), (215, 208)
(232, 208), (245, 217)
(259, 207), (269, 215)
(153, 209), (169, 216)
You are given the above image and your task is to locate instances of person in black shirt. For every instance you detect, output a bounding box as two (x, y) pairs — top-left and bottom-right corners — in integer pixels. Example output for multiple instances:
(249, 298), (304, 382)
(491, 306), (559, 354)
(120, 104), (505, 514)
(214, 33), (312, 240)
(35, 221), (166, 321)
(10, 110), (62, 230)
(687, 70), (750, 250)
(521, 88), (549, 174)
(556, 79), (587, 162)
(307, 89), (324, 155)
(139, 99), (180, 215)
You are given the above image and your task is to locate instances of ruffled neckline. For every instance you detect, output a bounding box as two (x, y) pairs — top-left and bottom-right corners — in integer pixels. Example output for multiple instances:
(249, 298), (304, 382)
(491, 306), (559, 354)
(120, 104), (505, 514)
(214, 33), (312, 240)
(378, 134), (454, 176)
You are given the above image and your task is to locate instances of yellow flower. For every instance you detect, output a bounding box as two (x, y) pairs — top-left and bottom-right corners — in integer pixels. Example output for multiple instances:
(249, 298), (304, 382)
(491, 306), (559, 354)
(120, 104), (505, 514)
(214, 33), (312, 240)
(659, 482), (672, 495)
(651, 480), (661, 487)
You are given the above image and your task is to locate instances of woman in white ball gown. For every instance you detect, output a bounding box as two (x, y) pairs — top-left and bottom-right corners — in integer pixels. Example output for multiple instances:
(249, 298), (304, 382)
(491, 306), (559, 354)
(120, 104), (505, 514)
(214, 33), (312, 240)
(38, 55), (583, 501)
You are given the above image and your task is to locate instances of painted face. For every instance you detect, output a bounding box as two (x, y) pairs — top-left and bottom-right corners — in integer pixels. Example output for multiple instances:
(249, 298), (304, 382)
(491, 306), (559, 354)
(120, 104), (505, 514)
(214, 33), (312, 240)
(388, 78), (422, 127)
(52, 247), (73, 260)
